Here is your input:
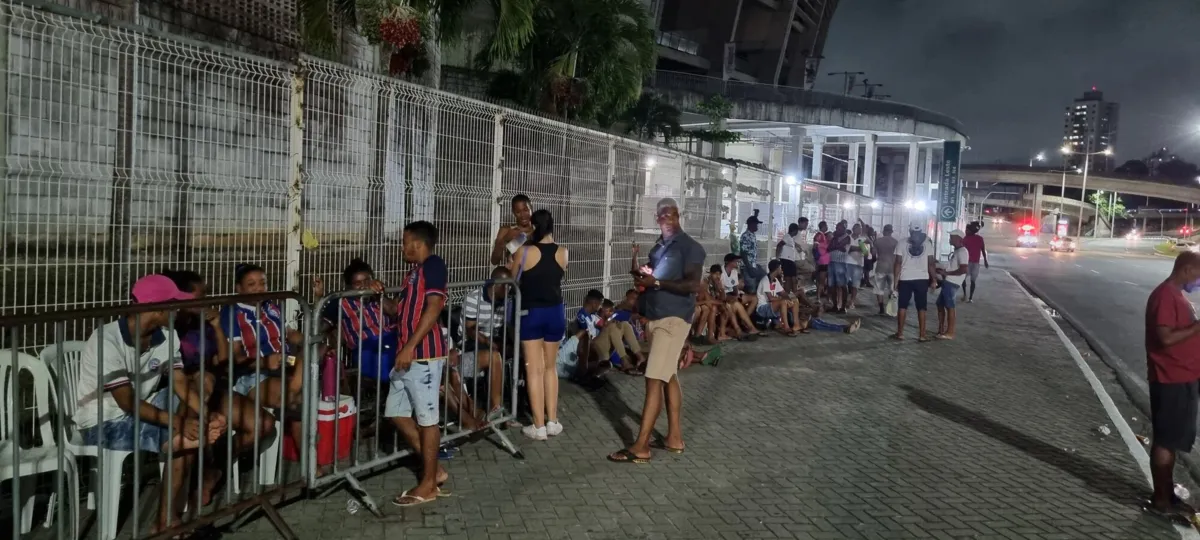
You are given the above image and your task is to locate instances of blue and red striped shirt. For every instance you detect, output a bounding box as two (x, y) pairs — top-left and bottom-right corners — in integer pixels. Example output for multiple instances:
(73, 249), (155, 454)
(221, 301), (286, 374)
(397, 254), (448, 361)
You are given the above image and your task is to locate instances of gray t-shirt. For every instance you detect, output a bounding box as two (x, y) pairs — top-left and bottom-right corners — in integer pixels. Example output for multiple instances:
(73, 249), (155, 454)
(874, 235), (899, 273)
(638, 231), (707, 321)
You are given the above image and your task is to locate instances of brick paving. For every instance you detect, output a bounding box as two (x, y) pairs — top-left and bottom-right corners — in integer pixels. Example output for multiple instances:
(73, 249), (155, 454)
(225, 271), (1176, 540)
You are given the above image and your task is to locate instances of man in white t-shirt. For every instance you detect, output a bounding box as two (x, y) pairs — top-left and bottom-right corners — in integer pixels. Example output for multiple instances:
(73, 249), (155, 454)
(775, 223), (801, 294)
(935, 229), (970, 340)
(75, 274), (225, 532)
(756, 260), (802, 335)
(892, 221), (937, 342)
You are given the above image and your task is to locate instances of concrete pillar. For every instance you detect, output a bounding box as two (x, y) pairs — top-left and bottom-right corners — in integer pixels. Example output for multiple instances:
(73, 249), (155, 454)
(863, 134), (877, 197)
(1032, 185), (1044, 232)
(788, 126), (805, 178)
(884, 155), (899, 201)
(904, 140), (919, 203)
(811, 136), (825, 181)
(923, 146), (934, 185)
(847, 142), (860, 191)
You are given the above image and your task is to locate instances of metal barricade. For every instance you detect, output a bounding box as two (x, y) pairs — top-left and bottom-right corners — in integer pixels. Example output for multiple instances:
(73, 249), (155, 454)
(0, 291), (309, 540)
(305, 279), (524, 515)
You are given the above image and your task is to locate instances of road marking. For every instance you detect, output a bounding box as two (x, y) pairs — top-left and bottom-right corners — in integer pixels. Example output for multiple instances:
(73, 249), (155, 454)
(1124, 281), (1138, 286)
(1091, 269), (1100, 274)
(1075, 264), (1082, 268)
(1010, 272), (1200, 540)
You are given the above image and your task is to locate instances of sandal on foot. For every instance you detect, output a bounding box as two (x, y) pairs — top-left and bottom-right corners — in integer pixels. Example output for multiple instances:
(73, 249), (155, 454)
(649, 440), (685, 454)
(606, 448), (651, 464)
(845, 319), (862, 334)
(888, 333), (904, 341)
(917, 335), (931, 343)
(392, 490), (437, 507)
(935, 334), (953, 340)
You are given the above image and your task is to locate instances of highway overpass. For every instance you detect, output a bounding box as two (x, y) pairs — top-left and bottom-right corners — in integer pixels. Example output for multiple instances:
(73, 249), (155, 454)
(962, 165), (1200, 204)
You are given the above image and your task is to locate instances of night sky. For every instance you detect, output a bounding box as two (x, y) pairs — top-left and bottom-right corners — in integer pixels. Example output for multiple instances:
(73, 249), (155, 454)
(816, 0), (1200, 166)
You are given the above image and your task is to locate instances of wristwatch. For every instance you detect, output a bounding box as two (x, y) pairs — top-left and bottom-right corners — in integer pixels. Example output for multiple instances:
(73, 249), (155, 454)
(653, 279), (661, 289)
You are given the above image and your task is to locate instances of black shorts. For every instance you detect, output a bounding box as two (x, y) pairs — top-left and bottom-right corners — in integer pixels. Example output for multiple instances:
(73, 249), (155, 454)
(1151, 380), (1199, 452)
(780, 259), (797, 277)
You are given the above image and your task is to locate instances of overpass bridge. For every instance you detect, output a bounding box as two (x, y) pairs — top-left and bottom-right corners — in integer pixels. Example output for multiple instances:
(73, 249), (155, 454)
(961, 165), (1200, 205)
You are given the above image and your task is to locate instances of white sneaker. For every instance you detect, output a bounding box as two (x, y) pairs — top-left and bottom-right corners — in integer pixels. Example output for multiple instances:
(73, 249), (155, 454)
(522, 424), (548, 440)
(546, 421), (564, 437)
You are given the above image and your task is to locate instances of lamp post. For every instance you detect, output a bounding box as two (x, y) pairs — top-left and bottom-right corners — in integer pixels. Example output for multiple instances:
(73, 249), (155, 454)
(1029, 151), (1045, 167)
(1062, 144), (1113, 237)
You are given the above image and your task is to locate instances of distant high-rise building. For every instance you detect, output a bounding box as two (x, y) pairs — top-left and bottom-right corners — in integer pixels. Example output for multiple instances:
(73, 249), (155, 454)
(1144, 147), (1176, 176)
(1061, 88), (1119, 172)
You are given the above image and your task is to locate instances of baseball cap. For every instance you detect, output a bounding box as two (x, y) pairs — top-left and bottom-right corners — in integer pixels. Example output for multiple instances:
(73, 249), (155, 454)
(948, 229), (965, 237)
(131, 274), (195, 304)
(723, 253), (742, 264)
(908, 220), (924, 233)
(745, 209), (763, 225)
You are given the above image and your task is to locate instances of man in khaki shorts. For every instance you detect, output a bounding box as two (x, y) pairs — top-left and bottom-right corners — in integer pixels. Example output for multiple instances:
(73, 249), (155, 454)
(607, 197), (706, 464)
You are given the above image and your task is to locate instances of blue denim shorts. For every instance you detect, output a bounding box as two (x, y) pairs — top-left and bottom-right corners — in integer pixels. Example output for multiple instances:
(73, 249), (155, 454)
(520, 304), (566, 342)
(81, 390), (180, 453)
(827, 262), (848, 287)
(937, 282), (959, 309)
(385, 359), (446, 427)
(233, 372), (271, 395)
(845, 264), (863, 287)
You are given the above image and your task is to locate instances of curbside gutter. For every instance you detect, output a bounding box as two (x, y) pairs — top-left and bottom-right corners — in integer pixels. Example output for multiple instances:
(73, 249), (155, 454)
(1010, 272), (1200, 487)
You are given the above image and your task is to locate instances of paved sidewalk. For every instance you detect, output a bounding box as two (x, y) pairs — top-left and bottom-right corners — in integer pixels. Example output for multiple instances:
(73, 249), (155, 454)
(229, 272), (1175, 540)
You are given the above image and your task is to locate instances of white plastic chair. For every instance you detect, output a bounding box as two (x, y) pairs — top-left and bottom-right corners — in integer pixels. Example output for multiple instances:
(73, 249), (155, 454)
(41, 341), (131, 540)
(1, 350), (79, 538)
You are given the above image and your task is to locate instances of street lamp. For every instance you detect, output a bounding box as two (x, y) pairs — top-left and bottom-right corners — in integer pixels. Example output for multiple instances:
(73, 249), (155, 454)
(1062, 145), (1114, 237)
(1030, 151), (1046, 167)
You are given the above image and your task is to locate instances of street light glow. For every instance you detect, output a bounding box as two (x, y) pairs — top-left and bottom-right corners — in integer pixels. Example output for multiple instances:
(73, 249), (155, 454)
(1061, 146), (1072, 154)
(903, 200), (914, 209)
(915, 200), (927, 211)
(1035, 152), (1046, 162)
(870, 200), (881, 209)
(645, 157), (657, 168)
(1102, 147), (1113, 156)
(785, 175), (797, 185)
(842, 201), (855, 210)
(721, 167), (731, 176)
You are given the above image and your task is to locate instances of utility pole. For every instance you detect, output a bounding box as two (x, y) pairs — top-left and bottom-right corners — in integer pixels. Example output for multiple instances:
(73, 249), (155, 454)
(860, 79), (884, 99)
(827, 71), (865, 95)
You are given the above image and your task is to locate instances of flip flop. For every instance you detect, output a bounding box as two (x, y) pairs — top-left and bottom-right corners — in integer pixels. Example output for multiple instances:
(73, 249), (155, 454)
(649, 440), (685, 454)
(845, 319), (862, 334)
(392, 489), (437, 507)
(606, 448), (651, 464)
(888, 333), (904, 341)
(917, 335), (931, 343)
(934, 334), (954, 341)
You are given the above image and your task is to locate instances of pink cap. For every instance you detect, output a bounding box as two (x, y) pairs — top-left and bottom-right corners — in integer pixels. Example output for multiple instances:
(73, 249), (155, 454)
(131, 274), (194, 304)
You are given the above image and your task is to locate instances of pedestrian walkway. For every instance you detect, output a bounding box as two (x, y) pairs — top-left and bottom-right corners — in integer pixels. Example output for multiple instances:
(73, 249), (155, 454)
(228, 272), (1174, 539)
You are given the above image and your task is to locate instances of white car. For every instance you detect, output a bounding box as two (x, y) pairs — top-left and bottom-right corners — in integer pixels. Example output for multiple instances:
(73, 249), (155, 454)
(1049, 237), (1076, 253)
(1016, 234), (1038, 248)
(1176, 239), (1200, 253)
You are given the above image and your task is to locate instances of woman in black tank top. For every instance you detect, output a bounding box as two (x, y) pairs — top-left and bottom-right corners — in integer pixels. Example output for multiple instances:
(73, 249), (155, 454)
(509, 209), (568, 441)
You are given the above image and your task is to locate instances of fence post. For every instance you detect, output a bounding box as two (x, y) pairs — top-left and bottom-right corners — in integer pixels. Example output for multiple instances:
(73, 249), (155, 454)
(285, 63), (306, 321)
(677, 157), (688, 233)
(766, 174), (778, 244)
(491, 112), (505, 234)
(729, 167), (739, 239)
(602, 141), (616, 298)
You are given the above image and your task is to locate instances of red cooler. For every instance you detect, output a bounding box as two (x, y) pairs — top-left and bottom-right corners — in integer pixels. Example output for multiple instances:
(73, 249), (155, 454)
(283, 395), (356, 465)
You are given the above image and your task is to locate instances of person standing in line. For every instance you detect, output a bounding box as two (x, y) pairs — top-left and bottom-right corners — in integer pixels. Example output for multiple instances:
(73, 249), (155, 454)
(775, 223), (801, 295)
(844, 223), (867, 310)
(794, 217), (815, 292)
(490, 194), (534, 266)
(873, 225), (899, 316)
(812, 221), (831, 308)
(859, 221), (876, 290)
(1144, 252), (1200, 518)
(961, 223), (989, 302)
(388, 221), (450, 507)
(607, 198), (706, 464)
(891, 221), (937, 342)
(739, 210), (764, 291)
(935, 230), (970, 340)
(827, 221), (851, 312)
(510, 209), (569, 440)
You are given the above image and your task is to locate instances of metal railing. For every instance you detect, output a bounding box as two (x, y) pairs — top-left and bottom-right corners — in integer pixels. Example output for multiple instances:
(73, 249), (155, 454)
(649, 70), (968, 137)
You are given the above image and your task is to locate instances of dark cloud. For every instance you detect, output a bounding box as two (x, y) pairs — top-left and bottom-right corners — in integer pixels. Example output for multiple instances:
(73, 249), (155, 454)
(817, 0), (1200, 165)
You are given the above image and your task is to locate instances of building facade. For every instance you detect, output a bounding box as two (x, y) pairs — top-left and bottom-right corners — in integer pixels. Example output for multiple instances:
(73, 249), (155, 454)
(1062, 88), (1119, 172)
(651, 0), (838, 87)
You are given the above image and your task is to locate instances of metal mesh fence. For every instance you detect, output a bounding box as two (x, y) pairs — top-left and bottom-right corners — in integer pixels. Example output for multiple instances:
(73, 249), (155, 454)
(0, 0), (928, 351)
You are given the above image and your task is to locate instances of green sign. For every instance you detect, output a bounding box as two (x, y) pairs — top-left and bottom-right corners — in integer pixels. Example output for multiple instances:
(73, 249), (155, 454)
(938, 141), (962, 222)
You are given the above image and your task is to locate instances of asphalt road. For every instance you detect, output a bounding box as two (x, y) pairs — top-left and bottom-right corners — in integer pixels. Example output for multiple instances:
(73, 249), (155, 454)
(986, 243), (1182, 391)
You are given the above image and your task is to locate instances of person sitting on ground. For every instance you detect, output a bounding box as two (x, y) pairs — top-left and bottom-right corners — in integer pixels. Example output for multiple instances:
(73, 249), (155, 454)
(757, 260), (802, 336)
(707, 264), (745, 341)
(573, 289), (617, 375)
(74, 274), (224, 534)
(597, 298), (647, 374)
(692, 274), (722, 344)
(935, 229), (970, 340)
(162, 269), (276, 505)
(719, 254), (764, 337)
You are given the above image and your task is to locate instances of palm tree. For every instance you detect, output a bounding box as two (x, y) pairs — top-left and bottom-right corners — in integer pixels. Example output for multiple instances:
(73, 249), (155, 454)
(622, 92), (683, 143)
(483, 0), (656, 120)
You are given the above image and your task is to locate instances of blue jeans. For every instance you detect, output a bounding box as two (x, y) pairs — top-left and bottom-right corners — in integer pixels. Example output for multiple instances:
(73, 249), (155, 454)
(385, 359), (446, 427)
(81, 390), (180, 453)
(827, 262), (848, 287)
(937, 282), (959, 309)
